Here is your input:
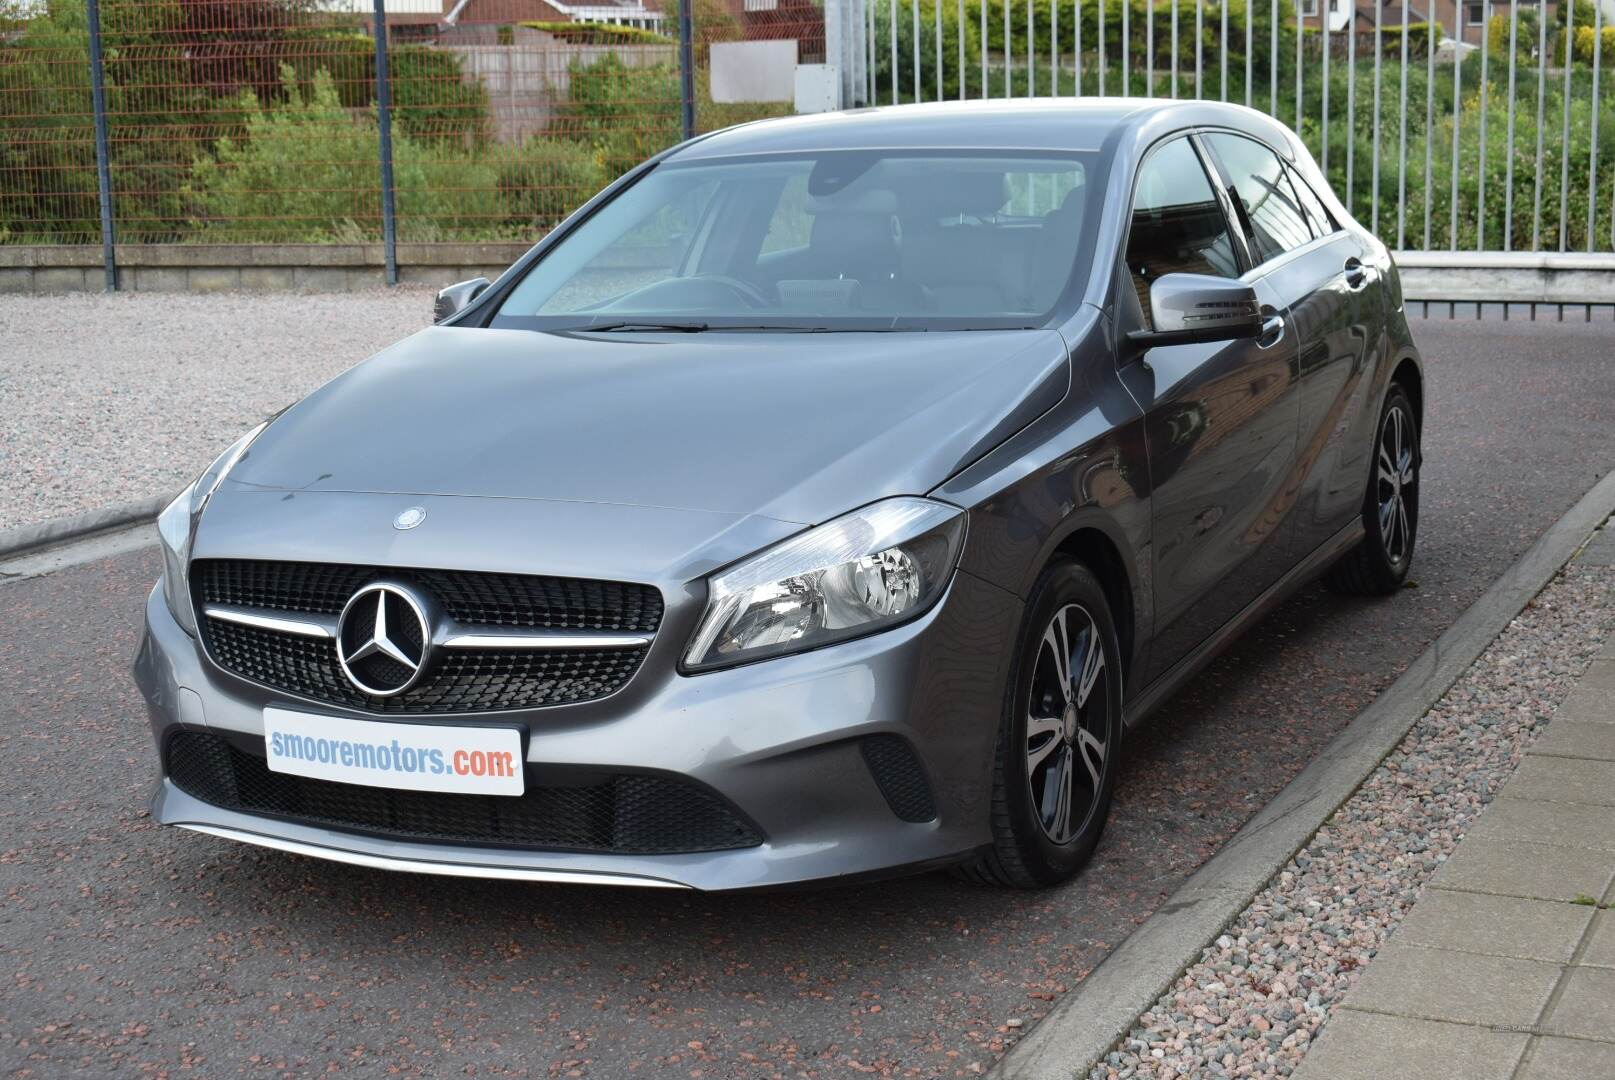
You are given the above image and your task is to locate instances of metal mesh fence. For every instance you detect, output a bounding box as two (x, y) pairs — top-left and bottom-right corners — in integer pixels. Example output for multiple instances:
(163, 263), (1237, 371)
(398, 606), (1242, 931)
(0, 0), (782, 248)
(865, 0), (1615, 253)
(2, 1), (100, 243)
(2, 0), (1611, 255)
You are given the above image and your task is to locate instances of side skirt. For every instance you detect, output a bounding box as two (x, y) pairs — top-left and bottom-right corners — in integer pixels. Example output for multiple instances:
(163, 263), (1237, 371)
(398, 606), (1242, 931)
(1122, 520), (1365, 733)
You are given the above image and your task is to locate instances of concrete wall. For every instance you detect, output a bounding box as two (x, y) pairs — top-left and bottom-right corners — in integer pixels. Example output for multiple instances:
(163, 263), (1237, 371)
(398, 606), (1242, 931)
(1392, 252), (1615, 305)
(0, 243), (532, 294)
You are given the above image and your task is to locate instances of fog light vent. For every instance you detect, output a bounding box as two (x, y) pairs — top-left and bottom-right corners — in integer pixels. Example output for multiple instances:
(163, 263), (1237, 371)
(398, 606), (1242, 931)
(861, 735), (937, 823)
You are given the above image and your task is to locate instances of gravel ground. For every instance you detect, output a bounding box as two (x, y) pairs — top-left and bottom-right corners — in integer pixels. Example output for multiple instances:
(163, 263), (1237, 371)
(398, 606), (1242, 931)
(0, 290), (433, 532)
(1090, 562), (1615, 1080)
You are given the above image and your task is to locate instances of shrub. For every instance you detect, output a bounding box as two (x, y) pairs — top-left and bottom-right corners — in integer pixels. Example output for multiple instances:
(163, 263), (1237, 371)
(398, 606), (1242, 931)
(1305, 55), (1615, 252)
(871, 0), (984, 100)
(592, 123), (679, 183)
(1554, 0), (1600, 32)
(287, 35), (491, 147)
(497, 137), (605, 229)
(1377, 22), (1442, 59)
(1487, 9), (1543, 63)
(389, 43), (493, 146)
(187, 67), (504, 242)
(1398, 78), (1615, 252)
(1572, 24), (1615, 65)
(0, 0), (226, 242)
(555, 53), (681, 149)
(960, 0), (1291, 69)
(695, 0), (743, 45)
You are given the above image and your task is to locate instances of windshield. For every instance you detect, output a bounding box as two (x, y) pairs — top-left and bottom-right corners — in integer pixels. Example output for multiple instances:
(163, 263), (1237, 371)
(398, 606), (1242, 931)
(491, 150), (1099, 332)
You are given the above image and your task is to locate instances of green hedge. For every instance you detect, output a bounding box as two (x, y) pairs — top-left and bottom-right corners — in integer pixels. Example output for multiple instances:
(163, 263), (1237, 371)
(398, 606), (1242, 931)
(962, 0), (1294, 70)
(286, 34), (492, 146)
(1299, 56), (1615, 253)
(1376, 22), (1442, 59)
(1572, 24), (1615, 65)
(497, 137), (606, 230)
(871, 0), (984, 100)
(1486, 10), (1543, 62)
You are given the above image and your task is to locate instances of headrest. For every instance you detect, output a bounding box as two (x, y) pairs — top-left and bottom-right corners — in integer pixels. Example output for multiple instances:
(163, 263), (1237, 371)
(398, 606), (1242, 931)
(896, 172), (1010, 219)
(806, 188), (899, 216)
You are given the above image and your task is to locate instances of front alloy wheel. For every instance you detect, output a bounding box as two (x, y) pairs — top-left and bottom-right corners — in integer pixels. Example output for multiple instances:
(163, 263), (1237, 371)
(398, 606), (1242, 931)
(1026, 604), (1110, 845)
(957, 560), (1122, 888)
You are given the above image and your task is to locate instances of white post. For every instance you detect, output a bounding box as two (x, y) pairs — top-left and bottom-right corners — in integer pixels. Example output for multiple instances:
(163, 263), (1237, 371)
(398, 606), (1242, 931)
(825, 0), (867, 108)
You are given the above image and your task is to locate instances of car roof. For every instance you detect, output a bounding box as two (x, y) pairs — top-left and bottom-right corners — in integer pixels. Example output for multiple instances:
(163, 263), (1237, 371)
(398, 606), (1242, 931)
(669, 97), (1289, 160)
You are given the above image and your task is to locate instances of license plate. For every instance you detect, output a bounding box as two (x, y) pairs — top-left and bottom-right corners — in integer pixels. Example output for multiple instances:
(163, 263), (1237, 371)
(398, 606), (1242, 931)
(264, 708), (524, 797)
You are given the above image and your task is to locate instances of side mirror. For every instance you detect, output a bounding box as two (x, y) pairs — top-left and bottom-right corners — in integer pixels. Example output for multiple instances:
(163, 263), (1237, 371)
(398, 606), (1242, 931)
(434, 277), (491, 323)
(1128, 273), (1262, 350)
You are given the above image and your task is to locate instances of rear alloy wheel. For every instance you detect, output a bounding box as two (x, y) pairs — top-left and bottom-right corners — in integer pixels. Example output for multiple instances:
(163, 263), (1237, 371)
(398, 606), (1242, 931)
(956, 561), (1122, 888)
(1377, 401), (1418, 567)
(1325, 383), (1420, 596)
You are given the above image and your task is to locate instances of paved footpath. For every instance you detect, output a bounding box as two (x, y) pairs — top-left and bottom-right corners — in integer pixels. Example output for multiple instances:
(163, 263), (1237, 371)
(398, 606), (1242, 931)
(1295, 529), (1615, 1080)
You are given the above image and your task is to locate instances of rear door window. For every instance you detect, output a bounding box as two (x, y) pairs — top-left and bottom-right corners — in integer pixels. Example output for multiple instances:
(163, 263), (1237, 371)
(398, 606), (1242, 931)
(1204, 133), (1315, 266)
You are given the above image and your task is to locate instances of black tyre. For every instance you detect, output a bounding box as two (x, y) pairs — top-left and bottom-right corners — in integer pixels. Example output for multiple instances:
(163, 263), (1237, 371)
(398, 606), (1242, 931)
(955, 560), (1123, 888)
(1325, 383), (1421, 596)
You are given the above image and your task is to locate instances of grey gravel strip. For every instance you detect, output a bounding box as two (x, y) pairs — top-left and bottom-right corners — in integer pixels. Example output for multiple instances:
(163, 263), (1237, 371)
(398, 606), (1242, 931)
(0, 289), (431, 532)
(993, 471), (1615, 1080)
(1087, 562), (1615, 1079)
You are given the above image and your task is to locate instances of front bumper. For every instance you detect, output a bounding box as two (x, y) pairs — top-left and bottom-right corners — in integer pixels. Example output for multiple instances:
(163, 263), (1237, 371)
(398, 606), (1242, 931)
(134, 568), (1022, 891)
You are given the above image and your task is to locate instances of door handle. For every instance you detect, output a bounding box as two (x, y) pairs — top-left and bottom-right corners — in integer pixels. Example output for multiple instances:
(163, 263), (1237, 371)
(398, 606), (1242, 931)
(1344, 258), (1369, 289)
(1257, 312), (1286, 349)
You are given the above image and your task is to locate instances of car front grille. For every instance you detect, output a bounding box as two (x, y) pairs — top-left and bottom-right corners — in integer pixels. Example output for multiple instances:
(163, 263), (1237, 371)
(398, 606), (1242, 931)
(193, 559), (662, 714)
(166, 731), (764, 855)
(194, 559), (663, 631)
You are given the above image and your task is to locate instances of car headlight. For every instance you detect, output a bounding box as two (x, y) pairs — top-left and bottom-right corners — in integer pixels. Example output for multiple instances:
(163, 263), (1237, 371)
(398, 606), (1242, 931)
(156, 423), (266, 636)
(683, 497), (966, 672)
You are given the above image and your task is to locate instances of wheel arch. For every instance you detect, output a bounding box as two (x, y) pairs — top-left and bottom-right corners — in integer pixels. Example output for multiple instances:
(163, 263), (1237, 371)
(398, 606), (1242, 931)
(1046, 525), (1138, 691)
(1390, 354), (1424, 428)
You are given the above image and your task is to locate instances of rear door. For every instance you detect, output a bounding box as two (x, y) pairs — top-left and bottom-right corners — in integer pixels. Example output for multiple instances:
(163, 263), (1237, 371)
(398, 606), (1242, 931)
(1119, 135), (1301, 686)
(1201, 132), (1378, 560)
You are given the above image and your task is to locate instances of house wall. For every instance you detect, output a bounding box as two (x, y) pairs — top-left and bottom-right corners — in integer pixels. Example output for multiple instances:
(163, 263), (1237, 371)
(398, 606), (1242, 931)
(443, 34), (677, 141)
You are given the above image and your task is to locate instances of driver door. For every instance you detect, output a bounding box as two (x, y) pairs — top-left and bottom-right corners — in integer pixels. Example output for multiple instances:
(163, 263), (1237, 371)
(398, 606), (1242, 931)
(1119, 135), (1302, 685)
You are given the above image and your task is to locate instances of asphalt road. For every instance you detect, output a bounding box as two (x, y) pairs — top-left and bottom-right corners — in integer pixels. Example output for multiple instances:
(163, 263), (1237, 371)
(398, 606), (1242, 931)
(3, 316), (1613, 1079)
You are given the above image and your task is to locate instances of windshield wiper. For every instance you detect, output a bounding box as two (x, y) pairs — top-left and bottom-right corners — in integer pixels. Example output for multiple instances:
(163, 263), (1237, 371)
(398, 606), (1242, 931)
(568, 321), (833, 334)
(573, 320), (712, 333)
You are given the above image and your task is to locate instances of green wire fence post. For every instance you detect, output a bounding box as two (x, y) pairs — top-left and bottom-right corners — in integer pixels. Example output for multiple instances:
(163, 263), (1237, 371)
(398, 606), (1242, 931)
(85, 0), (116, 292)
(679, 0), (697, 141)
(372, 0), (398, 286)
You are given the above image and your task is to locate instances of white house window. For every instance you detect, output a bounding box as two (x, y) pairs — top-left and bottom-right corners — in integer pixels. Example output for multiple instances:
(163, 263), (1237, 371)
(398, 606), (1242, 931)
(1300, 0), (1320, 16)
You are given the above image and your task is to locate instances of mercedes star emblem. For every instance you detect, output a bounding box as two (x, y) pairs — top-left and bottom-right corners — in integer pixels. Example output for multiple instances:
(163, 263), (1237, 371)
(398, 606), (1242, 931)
(335, 582), (431, 697)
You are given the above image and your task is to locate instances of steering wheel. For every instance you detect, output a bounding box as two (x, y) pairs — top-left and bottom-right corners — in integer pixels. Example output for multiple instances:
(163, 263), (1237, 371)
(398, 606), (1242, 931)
(691, 274), (772, 309)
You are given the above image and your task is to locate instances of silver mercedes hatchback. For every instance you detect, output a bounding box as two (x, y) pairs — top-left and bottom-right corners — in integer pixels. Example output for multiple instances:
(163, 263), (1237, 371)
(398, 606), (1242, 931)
(135, 98), (1423, 891)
